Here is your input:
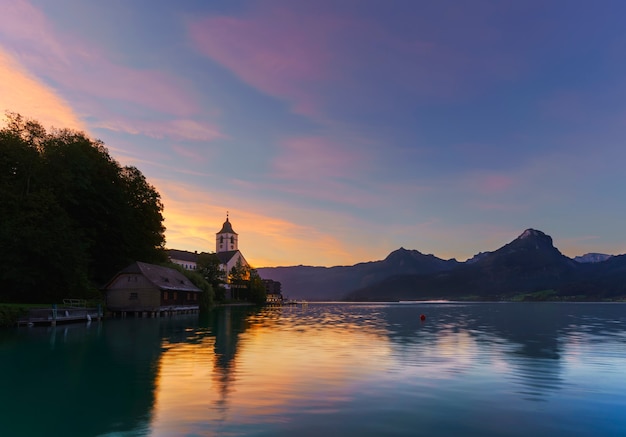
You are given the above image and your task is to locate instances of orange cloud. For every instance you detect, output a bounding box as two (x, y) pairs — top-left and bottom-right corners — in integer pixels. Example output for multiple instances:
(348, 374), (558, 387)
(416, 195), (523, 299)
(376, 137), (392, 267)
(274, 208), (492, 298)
(154, 179), (361, 267)
(0, 49), (84, 131)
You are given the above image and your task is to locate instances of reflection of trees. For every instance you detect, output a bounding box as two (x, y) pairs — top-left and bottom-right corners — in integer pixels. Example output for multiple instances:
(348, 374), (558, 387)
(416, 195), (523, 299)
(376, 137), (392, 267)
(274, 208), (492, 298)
(0, 308), (261, 436)
(378, 303), (625, 400)
(0, 319), (164, 436)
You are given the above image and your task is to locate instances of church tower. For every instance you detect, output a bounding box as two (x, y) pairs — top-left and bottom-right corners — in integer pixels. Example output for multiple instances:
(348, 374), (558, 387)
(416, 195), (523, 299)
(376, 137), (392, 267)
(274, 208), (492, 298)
(216, 213), (238, 253)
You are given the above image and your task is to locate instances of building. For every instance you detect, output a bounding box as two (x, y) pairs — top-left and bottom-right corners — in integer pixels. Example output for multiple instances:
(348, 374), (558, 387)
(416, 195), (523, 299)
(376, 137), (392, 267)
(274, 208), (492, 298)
(215, 214), (249, 279)
(166, 213), (250, 283)
(262, 279), (282, 295)
(168, 249), (199, 270)
(103, 261), (202, 316)
(263, 279), (283, 305)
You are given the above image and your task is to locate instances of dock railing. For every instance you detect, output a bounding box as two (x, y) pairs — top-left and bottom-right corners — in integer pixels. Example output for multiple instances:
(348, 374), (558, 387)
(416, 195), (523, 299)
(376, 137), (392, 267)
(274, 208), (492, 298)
(63, 299), (86, 308)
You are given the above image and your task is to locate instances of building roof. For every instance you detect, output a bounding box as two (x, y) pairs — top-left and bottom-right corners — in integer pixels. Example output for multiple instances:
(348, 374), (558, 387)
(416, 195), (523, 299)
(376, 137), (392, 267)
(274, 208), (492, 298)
(166, 249), (199, 263)
(216, 250), (239, 264)
(217, 217), (237, 235)
(107, 261), (202, 293)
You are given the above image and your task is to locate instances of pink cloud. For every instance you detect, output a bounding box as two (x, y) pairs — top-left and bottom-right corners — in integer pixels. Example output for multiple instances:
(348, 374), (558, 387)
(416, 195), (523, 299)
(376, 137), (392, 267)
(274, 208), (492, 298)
(272, 136), (361, 180)
(187, 3), (526, 119)
(187, 7), (339, 118)
(0, 1), (69, 67)
(261, 135), (388, 207)
(171, 144), (211, 163)
(41, 50), (197, 118)
(0, 1), (201, 120)
(478, 174), (515, 194)
(93, 116), (225, 143)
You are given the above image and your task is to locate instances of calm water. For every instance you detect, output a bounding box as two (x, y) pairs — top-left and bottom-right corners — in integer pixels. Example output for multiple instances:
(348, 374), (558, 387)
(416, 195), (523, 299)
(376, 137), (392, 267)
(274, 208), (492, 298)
(1, 302), (625, 436)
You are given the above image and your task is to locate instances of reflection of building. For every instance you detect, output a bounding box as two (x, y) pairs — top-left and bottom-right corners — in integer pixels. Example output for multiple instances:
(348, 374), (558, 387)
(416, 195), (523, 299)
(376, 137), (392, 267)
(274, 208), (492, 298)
(167, 214), (250, 278)
(104, 262), (201, 315)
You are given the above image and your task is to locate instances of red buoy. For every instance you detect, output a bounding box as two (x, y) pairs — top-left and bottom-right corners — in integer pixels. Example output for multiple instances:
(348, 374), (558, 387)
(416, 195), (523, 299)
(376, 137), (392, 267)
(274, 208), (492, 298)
(420, 314), (426, 321)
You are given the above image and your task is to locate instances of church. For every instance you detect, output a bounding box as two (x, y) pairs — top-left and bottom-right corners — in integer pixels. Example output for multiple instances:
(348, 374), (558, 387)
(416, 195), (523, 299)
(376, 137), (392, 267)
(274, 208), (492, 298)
(167, 214), (249, 283)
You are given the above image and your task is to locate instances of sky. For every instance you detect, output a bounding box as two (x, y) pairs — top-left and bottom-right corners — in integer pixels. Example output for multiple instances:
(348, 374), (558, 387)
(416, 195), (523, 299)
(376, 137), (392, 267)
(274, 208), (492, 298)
(2, 0), (626, 267)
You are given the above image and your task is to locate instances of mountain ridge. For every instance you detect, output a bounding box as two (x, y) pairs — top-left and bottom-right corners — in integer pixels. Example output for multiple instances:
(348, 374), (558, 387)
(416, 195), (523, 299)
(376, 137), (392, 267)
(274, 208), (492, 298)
(257, 229), (624, 301)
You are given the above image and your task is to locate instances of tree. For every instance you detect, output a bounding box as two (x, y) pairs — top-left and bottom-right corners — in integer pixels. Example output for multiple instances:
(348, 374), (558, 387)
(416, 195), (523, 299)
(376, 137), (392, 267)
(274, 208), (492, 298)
(197, 253), (227, 302)
(248, 269), (267, 305)
(225, 259), (266, 304)
(229, 258), (250, 301)
(165, 262), (214, 312)
(0, 113), (167, 302)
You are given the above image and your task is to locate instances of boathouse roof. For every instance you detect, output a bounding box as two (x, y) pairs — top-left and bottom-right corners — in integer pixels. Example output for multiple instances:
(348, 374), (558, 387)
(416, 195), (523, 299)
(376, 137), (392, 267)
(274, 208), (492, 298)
(107, 262), (202, 293)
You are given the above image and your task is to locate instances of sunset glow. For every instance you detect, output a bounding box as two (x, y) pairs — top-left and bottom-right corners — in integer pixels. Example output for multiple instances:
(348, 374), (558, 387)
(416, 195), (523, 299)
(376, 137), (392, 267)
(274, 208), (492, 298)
(3, 1), (626, 266)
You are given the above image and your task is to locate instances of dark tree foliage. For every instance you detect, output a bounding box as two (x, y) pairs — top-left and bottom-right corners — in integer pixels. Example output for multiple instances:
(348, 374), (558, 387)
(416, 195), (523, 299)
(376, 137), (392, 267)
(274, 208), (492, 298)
(164, 262), (214, 312)
(226, 259), (266, 304)
(196, 252), (226, 302)
(0, 113), (166, 302)
(248, 269), (267, 305)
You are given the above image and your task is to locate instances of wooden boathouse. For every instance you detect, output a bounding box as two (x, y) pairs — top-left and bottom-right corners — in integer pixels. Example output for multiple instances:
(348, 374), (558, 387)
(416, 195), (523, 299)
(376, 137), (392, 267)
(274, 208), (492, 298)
(103, 261), (202, 318)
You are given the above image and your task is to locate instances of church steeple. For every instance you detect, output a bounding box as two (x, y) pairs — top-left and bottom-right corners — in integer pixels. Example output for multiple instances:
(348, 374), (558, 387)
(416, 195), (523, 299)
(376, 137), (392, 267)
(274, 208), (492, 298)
(216, 212), (238, 253)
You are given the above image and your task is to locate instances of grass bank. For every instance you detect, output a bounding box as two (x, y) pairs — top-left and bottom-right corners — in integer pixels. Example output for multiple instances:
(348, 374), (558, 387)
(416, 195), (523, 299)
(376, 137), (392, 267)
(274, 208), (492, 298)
(0, 304), (35, 327)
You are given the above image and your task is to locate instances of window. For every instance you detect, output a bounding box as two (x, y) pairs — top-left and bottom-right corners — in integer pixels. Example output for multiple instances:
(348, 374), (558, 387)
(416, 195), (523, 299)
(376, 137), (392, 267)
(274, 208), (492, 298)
(129, 292), (138, 300)
(164, 291), (169, 300)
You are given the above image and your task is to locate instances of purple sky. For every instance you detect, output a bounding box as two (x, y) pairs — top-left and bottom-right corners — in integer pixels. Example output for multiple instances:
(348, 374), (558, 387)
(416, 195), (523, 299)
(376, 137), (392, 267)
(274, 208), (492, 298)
(2, 0), (626, 267)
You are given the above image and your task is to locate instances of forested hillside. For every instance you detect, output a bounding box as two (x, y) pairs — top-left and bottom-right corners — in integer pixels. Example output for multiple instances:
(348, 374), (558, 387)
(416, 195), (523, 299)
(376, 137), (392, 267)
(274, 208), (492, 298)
(0, 113), (166, 302)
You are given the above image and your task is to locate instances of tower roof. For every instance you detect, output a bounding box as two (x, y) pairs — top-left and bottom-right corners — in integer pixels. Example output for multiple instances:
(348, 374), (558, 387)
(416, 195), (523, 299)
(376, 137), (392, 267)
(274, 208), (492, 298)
(217, 216), (238, 235)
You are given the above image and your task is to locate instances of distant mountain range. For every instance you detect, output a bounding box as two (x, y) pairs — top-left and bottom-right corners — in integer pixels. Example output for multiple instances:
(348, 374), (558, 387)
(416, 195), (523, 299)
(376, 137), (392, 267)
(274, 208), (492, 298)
(257, 248), (458, 301)
(257, 229), (626, 302)
(573, 253), (613, 263)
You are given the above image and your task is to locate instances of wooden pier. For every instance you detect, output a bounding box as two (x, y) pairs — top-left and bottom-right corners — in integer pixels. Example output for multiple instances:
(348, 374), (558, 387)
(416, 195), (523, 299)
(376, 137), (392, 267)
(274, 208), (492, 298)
(107, 305), (200, 319)
(17, 305), (102, 327)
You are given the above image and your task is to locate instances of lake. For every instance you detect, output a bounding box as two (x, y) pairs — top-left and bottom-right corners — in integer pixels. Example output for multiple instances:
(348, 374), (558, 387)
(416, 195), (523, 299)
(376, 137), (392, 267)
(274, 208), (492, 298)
(1, 302), (625, 436)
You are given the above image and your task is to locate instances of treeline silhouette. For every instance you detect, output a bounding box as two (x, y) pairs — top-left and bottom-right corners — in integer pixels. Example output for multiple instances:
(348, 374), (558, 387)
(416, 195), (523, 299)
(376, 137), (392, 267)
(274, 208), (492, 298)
(0, 113), (166, 302)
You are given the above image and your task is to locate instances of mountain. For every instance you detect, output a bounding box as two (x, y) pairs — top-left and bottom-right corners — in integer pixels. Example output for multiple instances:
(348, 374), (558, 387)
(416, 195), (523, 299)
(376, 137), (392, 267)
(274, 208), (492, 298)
(573, 253), (613, 263)
(344, 229), (625, 301)
(256, 248), (458, 300)
(258, 228), (626, 302)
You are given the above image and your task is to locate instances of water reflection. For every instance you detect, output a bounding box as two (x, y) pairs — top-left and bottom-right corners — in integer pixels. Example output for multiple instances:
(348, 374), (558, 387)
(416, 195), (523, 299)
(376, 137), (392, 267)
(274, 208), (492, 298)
(0, 319), (163, 436)
(149, 302), (626, 436)
(1, 302), (625, 436)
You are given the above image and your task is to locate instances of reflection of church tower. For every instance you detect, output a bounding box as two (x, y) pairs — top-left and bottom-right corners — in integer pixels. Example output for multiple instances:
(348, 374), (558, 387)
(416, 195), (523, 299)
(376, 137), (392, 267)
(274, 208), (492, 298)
(216, 213), (238, 253)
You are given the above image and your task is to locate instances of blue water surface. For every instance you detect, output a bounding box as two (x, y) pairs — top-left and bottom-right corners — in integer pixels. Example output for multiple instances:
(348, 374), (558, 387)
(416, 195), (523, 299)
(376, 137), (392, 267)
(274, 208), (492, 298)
(1, 302), (625, 436)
